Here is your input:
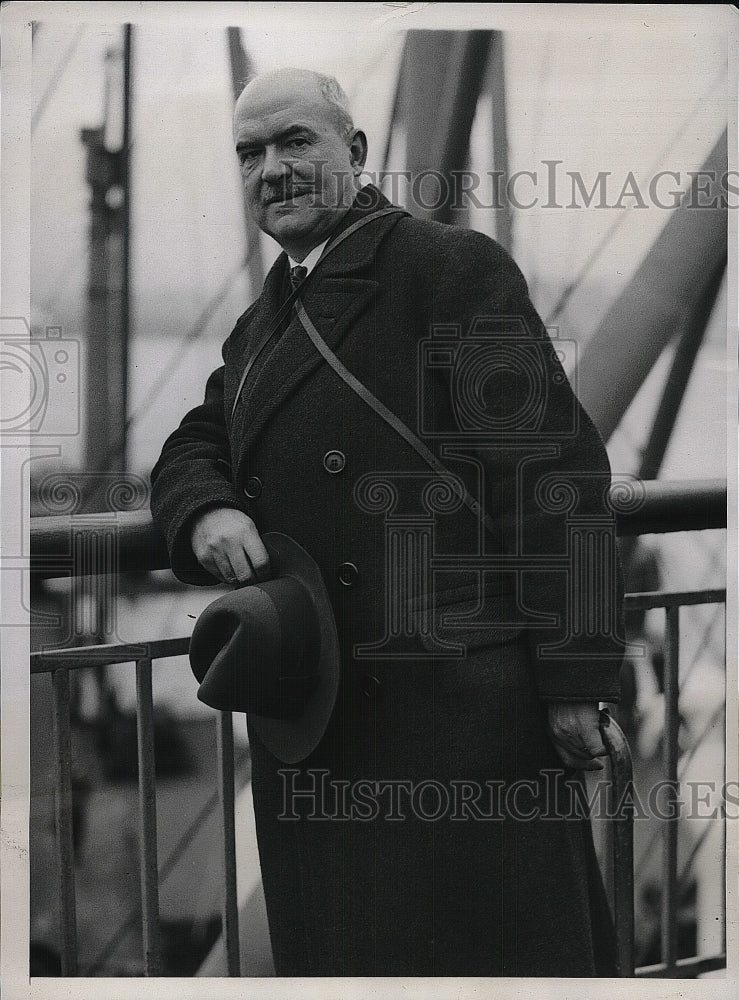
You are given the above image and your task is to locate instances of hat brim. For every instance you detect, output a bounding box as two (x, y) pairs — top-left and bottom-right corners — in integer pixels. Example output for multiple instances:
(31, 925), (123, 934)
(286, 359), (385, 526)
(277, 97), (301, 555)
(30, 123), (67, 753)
(245, 532), (340, 764)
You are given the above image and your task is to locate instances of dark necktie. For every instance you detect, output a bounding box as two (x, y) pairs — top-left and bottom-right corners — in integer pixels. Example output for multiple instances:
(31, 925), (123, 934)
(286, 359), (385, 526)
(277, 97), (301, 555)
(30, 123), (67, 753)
(290, 264), (308, 290)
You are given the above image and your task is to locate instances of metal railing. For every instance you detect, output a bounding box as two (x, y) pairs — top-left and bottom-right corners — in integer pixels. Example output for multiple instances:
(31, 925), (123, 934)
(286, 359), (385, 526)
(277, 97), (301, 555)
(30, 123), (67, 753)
(605, 588), (727, 977)
(626, 589), (726, 978)
(32, 639), (241, 977)
(28, 478), (728, 977)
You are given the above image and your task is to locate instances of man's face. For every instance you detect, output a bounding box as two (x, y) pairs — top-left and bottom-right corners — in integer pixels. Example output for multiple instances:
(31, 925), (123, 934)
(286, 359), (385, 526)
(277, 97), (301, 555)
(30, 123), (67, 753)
(233, 76), (365, 259)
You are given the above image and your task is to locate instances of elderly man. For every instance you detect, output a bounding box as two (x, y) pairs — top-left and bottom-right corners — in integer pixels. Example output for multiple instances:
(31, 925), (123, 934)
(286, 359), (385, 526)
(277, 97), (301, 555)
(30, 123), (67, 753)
(151, 67), (625, 976)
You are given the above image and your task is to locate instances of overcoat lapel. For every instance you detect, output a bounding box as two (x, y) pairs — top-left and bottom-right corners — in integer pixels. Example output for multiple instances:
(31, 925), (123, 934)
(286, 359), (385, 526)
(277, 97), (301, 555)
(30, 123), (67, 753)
(229, 188), (406, 462)
(226, 253), (287, 376)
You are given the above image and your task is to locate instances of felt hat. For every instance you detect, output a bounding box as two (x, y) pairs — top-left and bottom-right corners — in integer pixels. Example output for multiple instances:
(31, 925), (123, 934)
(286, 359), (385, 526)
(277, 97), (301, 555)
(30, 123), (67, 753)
(188, 532), (340, 763)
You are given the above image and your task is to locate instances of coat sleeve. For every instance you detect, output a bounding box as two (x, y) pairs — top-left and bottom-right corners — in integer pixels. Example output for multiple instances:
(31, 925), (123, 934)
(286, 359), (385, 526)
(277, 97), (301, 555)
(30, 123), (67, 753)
(150, 337), (246, 586)
(428, 228), (625, 704)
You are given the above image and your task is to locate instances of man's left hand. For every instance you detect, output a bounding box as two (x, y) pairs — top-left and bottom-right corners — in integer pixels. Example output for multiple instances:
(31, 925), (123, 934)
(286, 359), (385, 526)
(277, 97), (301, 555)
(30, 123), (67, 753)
(546, 701), (606, 771)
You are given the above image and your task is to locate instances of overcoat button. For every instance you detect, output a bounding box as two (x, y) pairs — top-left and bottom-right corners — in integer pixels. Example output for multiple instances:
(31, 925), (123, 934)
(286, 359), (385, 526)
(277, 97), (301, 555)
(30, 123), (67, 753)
(338, 562), (359, 587)
(359, 674), (381, 699)
(243, 476), (262, 499)
(323, 450), (346, 474)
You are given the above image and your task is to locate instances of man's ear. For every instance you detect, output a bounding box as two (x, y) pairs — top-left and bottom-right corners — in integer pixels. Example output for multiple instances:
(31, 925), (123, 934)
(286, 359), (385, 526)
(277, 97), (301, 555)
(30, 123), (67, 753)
(348, 129), (368, 174)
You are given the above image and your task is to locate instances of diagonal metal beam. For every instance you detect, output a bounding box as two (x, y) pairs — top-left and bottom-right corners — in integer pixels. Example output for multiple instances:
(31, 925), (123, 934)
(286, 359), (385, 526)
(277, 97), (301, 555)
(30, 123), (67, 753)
(486, 32), (512, 250)
(227, 26), (264, 298)
(637, 255), (726, 482)
(402, 30), (492, 225)
(576, 131), (727, 443)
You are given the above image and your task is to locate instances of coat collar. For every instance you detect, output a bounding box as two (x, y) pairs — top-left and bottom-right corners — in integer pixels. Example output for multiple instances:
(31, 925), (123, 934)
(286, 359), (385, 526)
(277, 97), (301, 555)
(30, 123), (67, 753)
(315, 184), (402, 276)
(230, 186), (408, 463)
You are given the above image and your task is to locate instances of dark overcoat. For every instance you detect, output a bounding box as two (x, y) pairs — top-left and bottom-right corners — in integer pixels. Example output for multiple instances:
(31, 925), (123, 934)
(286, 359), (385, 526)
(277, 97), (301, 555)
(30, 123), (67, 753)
(151, 186), (625, 976)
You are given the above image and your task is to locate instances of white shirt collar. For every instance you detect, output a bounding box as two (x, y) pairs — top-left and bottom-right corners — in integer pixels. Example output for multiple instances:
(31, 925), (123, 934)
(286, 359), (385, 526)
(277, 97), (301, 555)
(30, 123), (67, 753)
(288, 239), (329, 276)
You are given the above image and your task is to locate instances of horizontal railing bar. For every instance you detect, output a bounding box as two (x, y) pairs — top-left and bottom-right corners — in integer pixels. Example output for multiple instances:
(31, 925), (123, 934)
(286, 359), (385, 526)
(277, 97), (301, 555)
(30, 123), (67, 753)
(31, 637), (191, 673)
(624, 589), (725, 610)
(32, 508), (171, 578)
(636, 952), (727, 978)
(28, 479), (727, 579)
(615, 478), (726, 536)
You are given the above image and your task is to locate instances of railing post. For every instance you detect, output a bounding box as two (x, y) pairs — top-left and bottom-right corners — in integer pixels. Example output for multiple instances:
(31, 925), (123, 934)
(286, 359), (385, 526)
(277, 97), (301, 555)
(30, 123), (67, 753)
(135, 655), (162, 975)
(662, 606), (681, 975)
(51, 667), (78, 975)
(216, 711), (241, 976)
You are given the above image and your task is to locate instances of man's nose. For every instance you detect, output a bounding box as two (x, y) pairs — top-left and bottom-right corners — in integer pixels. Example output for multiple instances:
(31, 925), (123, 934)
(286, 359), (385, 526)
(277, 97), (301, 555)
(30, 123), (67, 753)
(261, 145), (290, 185)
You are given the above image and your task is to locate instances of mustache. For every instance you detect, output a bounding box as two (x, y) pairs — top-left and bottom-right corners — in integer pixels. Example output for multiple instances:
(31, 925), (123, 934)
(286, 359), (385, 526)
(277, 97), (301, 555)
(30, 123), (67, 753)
(262, 185), (317, 205)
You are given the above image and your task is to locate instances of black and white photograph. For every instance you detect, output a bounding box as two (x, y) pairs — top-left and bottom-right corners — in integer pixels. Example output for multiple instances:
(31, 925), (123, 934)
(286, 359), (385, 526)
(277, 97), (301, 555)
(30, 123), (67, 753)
(1, 3), (737, 997)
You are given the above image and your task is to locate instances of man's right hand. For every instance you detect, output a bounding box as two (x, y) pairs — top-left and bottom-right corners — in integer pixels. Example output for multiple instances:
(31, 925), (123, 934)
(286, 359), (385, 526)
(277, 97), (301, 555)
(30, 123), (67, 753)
(191, 507), (271, 585)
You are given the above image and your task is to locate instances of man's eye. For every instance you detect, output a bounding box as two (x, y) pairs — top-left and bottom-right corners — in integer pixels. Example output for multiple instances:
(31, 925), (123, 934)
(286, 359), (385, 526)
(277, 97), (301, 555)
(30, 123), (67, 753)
(239, 150), (259, 166)
(287, 136), (309, 150)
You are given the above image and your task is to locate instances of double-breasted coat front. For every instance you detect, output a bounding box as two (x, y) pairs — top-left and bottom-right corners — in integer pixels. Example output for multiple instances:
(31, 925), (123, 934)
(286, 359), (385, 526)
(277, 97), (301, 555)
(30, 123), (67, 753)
(151, 186), (625, 976)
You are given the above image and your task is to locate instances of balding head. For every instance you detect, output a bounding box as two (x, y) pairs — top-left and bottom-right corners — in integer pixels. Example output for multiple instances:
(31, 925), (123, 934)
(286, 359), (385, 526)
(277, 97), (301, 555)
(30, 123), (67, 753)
(235, 68), (355, 141)
(232, 66), (368, 260)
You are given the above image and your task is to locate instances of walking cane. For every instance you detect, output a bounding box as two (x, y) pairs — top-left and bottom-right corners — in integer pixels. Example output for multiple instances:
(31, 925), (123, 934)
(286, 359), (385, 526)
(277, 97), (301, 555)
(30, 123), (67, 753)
(600, 706), (635, 976)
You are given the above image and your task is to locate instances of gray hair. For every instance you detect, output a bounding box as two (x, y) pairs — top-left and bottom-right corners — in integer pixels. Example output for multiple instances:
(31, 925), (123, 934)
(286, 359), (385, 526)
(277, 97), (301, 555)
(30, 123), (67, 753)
(315, 73), (355, 139)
